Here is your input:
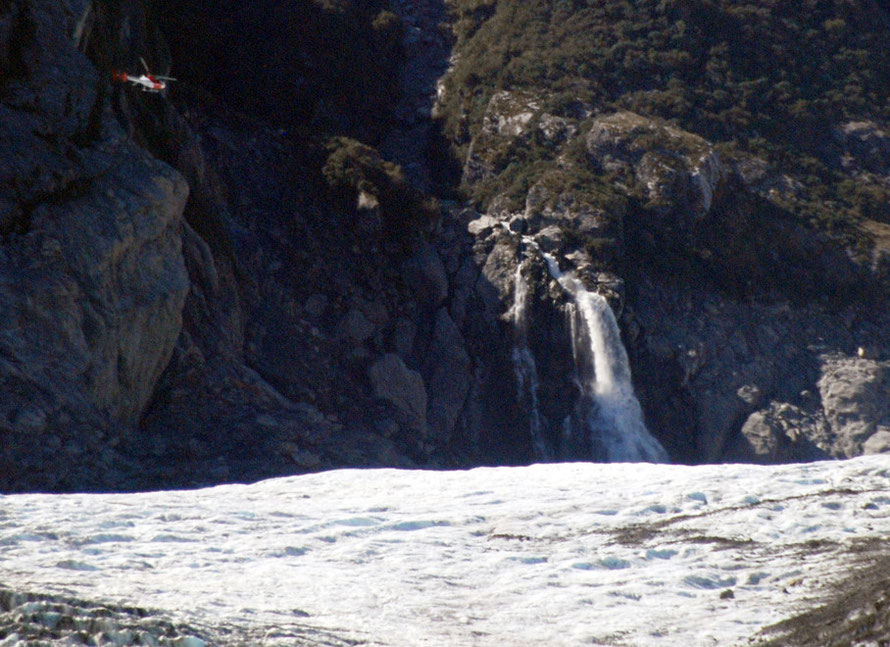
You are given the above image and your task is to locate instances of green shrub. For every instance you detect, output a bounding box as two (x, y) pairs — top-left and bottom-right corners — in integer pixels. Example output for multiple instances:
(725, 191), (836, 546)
(323, 137), (439, 246)
(438, 0), (890, 236)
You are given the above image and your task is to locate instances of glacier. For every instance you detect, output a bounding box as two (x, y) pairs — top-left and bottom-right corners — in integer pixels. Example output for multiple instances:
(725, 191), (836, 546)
(1, 457), (890, 645)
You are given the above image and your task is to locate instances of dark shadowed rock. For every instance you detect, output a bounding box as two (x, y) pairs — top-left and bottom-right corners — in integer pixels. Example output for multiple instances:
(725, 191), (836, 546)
(0, 0), (190, 490)
(402, 242), (448, 309)
(335, 308), (376, 344)
(832, 120), (890, 175)
(423, 308), (472, 445)
(369, 353), (428, 436)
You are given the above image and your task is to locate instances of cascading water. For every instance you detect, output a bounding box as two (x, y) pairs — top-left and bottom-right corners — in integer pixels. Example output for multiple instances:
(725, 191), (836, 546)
(541, 252), (669, 463)
(508, 263), (551, 461)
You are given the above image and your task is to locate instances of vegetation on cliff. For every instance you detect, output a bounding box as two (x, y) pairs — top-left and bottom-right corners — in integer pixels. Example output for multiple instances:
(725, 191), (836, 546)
(323, 137), (440, 246)
(154, 0), (443, 248)
(439, 0), (890, 233)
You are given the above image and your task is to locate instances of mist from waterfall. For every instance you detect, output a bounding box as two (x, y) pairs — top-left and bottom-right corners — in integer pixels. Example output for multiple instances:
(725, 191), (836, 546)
(540, 252), (669, 463)
(509, 263), (551, 461)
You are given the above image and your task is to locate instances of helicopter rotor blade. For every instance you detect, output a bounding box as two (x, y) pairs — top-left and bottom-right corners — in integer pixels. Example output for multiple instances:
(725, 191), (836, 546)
(140, 57), (150, 74)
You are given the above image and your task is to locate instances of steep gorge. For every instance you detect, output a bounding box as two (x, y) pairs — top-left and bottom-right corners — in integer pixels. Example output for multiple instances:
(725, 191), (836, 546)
(2, 0), (890, 492)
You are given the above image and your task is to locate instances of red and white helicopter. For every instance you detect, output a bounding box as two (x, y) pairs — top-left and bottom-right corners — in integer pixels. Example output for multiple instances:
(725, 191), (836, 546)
(112, 58), (176, 92)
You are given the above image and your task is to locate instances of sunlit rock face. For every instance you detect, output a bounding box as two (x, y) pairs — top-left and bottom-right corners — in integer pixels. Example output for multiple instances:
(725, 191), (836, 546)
(1, 457), (889, 646)
(452, 79), (890, 466)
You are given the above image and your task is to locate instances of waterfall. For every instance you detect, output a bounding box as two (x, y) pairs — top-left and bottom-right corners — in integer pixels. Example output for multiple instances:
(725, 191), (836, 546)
(509, 263), (551, 461)
(541, 252), (669, 463)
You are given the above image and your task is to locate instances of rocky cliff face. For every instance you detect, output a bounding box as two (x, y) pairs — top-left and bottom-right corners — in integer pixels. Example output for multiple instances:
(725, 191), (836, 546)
(447, 85), (890, 466)
(0, 0), (190, 490)
(2, 0), (889, 492)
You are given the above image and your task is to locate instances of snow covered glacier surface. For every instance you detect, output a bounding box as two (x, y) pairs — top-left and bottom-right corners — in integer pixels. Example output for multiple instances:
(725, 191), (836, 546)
(2, 457), (890, 646)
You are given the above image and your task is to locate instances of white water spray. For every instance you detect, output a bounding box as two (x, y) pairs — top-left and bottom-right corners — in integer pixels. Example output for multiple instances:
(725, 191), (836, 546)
(541, 252), (669, 463)
(509, 263), (551, 461)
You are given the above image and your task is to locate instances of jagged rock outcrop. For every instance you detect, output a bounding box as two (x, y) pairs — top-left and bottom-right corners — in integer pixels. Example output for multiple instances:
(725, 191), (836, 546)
(737, 402), (829, 464)
(818, 354), (890, 456)
(722, 355), (890, 462)
(448, 82), (890, 465)
(421, 307), (471, 443)
(585, 111), (725, 229)
(4, 0), (890, 492)
(0, 0), (189, 490)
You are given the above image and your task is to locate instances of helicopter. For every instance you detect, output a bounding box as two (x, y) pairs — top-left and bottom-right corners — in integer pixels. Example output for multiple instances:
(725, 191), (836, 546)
(111, 57), (176, 92)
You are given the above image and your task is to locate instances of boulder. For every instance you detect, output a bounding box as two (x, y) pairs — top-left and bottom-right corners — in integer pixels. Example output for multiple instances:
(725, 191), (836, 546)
(738, 402), (830, 464)
(817, 355), (890, 457)
(335, 308), (376, 344)
(478, 235), (519, 314)
(585, 111), (724, 221)
(368, 353), (428, 435)
(862, 429), (890, 454)
(538, 112), (578, 144)
(522, 176), (618, 237)
(832, 120), (890, 175)
(467, 215), (499, 237)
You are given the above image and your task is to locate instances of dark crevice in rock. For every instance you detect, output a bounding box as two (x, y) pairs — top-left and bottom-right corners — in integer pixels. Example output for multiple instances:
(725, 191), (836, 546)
(70, 77), (108, 148)
(0, 0), (36, 87)
(2, 174), (98, 238)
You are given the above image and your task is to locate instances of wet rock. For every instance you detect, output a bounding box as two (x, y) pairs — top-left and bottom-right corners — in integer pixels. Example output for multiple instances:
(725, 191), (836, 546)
(507, 216), (527, 234)
(479, 235), (519, 310)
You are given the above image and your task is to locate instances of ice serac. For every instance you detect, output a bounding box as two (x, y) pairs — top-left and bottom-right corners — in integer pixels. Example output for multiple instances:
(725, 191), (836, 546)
(542, 252), (669, 463)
